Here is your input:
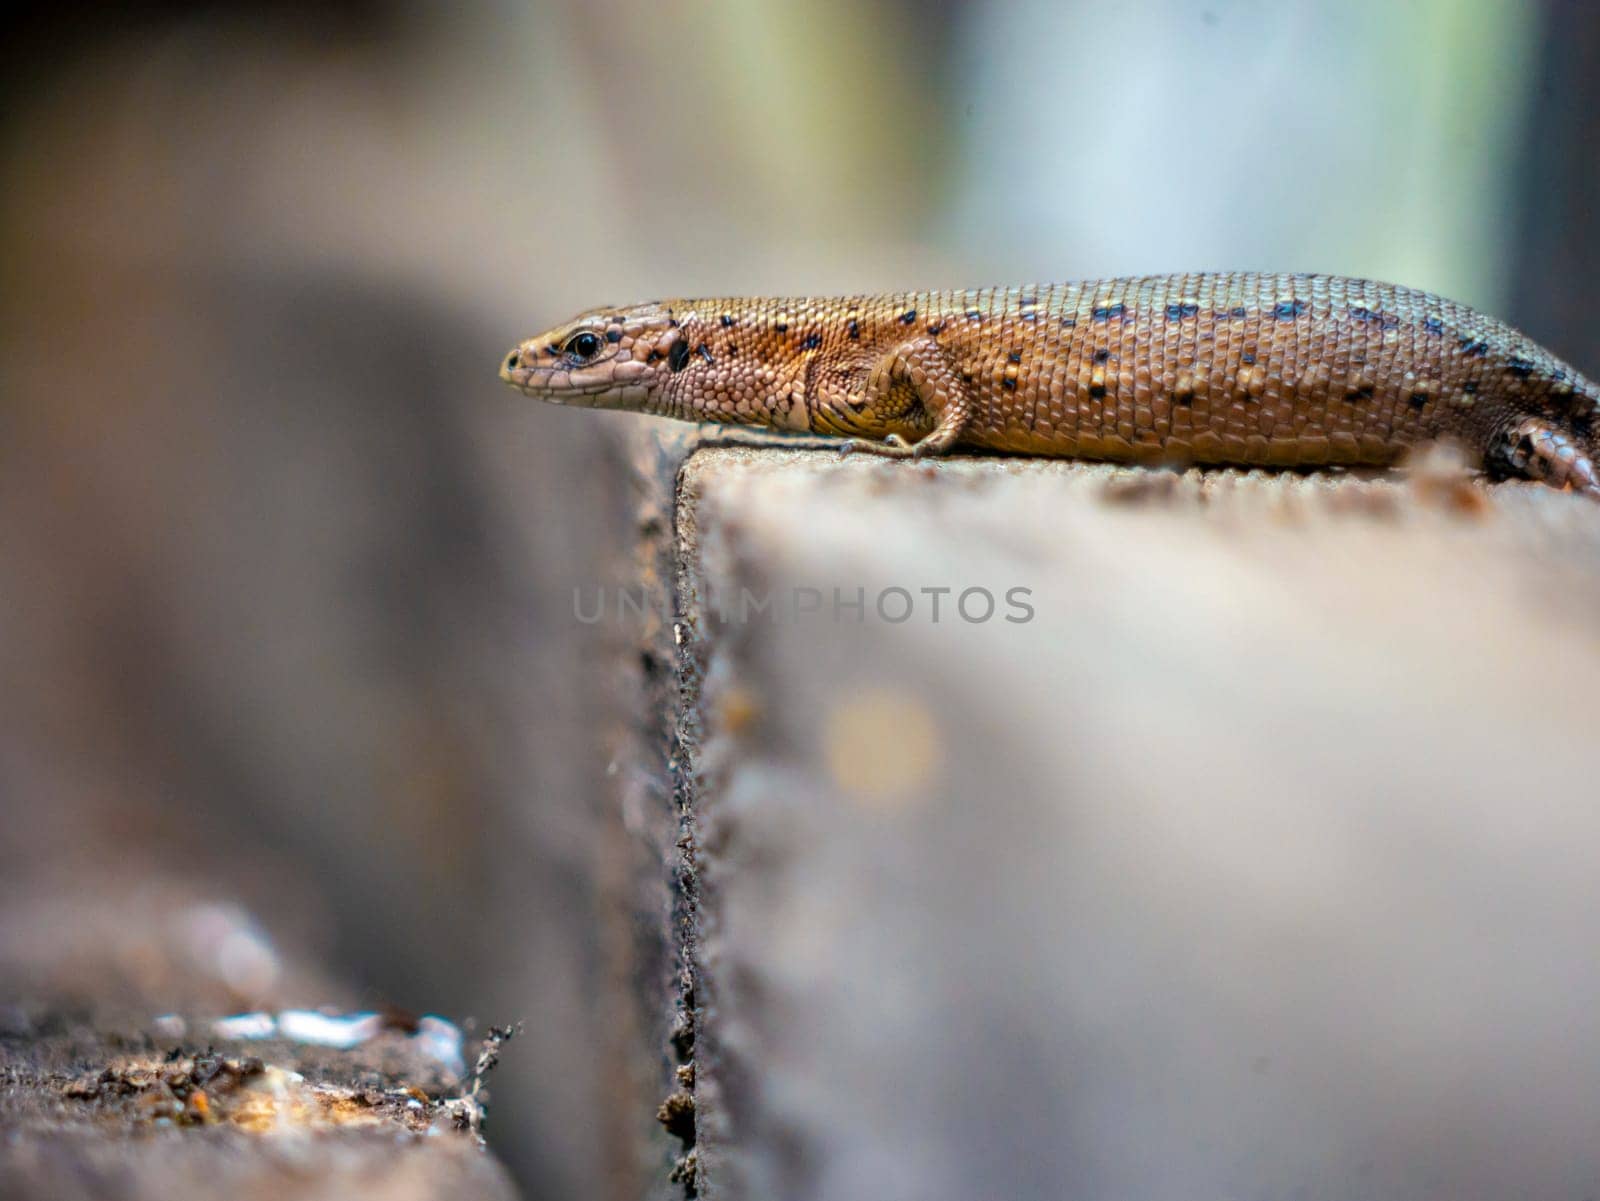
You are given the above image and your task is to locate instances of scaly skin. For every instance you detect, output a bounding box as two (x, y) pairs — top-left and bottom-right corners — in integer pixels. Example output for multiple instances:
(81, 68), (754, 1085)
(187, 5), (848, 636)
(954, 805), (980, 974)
(501, 273), (1600, 497)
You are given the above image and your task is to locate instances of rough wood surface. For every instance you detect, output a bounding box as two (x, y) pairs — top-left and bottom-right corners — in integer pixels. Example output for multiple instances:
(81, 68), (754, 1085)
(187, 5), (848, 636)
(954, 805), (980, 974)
(0, 1018), (517, 1201)
(650, 437), (1600, 1200)
(0, 883), (518, 1201)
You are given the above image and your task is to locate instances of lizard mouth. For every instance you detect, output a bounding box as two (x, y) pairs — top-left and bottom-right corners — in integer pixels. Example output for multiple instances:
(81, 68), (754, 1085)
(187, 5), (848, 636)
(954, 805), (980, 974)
(501, 369), (622, 403)
(500, 362), (652, 413)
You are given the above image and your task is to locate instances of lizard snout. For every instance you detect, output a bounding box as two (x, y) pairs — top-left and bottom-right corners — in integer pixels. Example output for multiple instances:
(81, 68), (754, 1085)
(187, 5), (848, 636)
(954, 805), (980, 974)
(501, 345), (531, 384)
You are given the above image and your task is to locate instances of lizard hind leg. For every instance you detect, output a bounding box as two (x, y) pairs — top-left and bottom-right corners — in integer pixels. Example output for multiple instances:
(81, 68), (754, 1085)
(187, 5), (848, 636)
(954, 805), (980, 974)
(842, 403), (971, 459)
(840, 340), (975, 460)
(1486, 416), (1600, 498)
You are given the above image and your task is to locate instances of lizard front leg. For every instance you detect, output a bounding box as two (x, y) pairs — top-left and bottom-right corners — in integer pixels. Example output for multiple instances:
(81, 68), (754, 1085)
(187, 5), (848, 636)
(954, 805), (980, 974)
(841, 339), (974, 459)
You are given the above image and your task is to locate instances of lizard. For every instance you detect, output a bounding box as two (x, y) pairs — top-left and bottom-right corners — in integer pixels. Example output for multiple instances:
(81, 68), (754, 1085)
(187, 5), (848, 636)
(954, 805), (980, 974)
(500, 272), (1600, 498)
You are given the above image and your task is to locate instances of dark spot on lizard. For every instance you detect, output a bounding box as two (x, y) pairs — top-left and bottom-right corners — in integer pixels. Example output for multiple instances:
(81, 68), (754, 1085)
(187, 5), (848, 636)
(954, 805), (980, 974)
(1409, 391), (1428, 409)
(1059, 316), (1077, 328)
(1423, 316), (1445, 335)
(1020, 296), (1038, 307)
(1348, 307), (1401, 330)
(1462, 381), (1479, 394)
(605, 328), (622, 343)
(1273, 300), (1308, 319)
(847, 318), (860, 340)
(720, 314), (734, 328)
(1007, 351), (1022, 363)
(1241, 351), (1257, 365)
(1001, 377), (1017, 390)
(1172, 389), (1195, 405)
(801, 333), (822, 350)
(775, 322), (788, 333)
(1458, 338), (1489, 358)
(927, 321), (945, 336)
(1091, 303), (1126, 322)
(900, 309), (917, 324)
(668, 339), (691, 372)
(1092, 349), (1110, 364)
(1166, 302), (1200, 319)
(1019, 311), (1039, 321)
(727, 345), (738, 357)
(1506, 357), (1535, 379)
(646, 349), (662, 364)
(1345, 386), (1375, 401)
(1089, 384), (1107, 398)
(1551, 368), (1568, 383)
(697, 343), (714, 364)
(1230, 306), (1248, 318)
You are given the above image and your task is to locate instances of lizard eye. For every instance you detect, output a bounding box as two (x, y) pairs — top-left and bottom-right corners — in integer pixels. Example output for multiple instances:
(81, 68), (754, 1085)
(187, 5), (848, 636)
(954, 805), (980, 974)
(564, 331), (602, 361)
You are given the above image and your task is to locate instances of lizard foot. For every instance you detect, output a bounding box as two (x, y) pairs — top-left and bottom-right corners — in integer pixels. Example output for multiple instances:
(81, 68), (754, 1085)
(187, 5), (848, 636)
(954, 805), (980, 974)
(840, 435), (919, 459)
(1487, 417), (1600, 498)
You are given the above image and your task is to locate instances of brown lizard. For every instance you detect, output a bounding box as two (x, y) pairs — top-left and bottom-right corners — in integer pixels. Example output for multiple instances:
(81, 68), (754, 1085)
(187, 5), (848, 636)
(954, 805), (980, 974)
(500, 273), (1600, 497)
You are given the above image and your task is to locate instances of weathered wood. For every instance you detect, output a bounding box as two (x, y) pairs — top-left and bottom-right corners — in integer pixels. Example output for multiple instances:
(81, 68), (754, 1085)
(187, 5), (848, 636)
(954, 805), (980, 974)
(0, 886), (518, 1201)
(657, 443), (1600, 1199)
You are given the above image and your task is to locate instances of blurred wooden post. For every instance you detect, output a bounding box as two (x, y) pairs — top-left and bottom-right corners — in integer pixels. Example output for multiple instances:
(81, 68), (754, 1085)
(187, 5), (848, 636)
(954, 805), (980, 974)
(1509, 3), (1600, 370)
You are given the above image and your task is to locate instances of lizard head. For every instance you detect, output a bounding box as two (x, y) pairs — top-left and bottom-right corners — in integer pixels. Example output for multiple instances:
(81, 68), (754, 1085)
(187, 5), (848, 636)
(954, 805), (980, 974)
(500, 302), (681, 411)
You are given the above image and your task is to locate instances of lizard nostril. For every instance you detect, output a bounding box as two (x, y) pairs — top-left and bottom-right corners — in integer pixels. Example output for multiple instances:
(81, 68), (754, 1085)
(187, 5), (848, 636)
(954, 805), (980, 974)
(507, 352), (521, 369)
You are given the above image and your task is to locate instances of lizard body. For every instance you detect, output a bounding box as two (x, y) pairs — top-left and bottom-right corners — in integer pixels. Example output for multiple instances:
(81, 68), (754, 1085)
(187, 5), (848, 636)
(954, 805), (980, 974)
(501, 273), (1600, 496)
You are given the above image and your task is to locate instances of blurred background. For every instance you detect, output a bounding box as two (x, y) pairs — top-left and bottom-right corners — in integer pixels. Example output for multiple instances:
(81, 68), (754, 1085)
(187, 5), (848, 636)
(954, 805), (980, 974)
(1, 1), (1594, 1196)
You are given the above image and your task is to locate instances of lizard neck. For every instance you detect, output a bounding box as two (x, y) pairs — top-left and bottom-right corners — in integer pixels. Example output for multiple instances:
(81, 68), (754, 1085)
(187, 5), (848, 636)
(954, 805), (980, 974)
(653, 309), (820, 432)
